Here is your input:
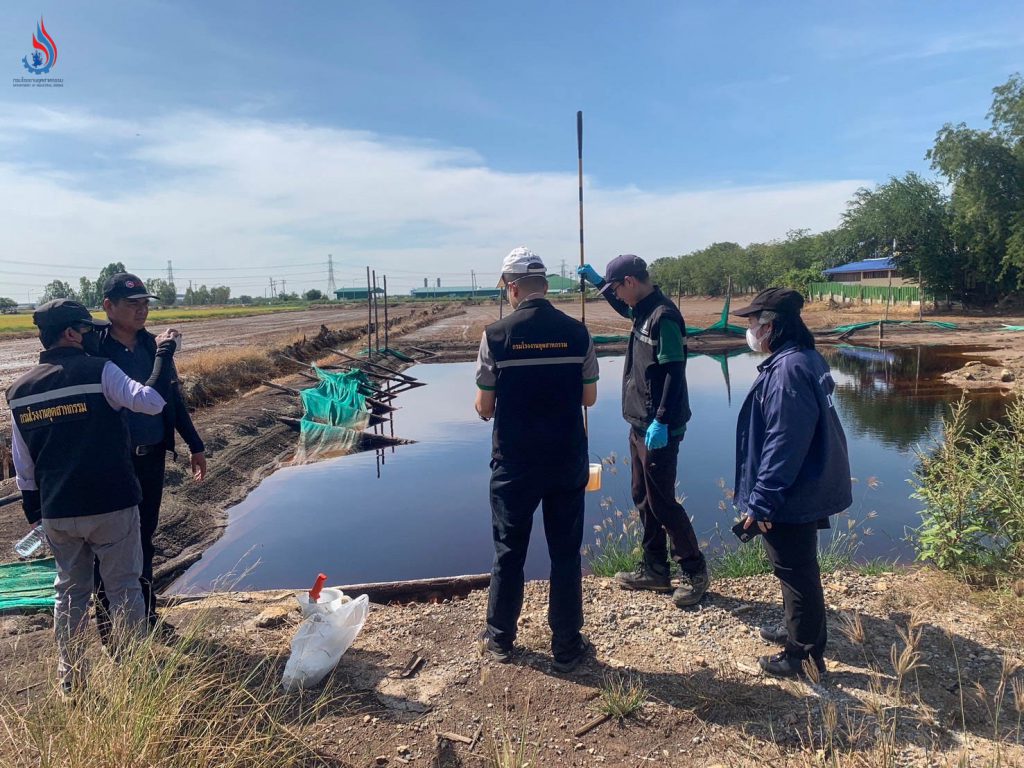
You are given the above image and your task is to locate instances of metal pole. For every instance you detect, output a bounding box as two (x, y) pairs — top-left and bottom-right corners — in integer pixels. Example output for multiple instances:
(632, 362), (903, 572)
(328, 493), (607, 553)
(577, 110), (586, 326)
(372, 270), (380, 353)
(383, 275), (390, 351)
(366, 266), (372, 354)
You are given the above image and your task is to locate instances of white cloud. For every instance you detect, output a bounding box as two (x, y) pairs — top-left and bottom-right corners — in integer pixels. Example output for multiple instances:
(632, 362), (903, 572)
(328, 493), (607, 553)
(0, 107), (867, 296)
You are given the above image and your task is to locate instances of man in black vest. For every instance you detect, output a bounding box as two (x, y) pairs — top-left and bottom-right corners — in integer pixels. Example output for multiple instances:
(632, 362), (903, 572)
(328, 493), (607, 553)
(93, 272), (206, 640)
(6, 300), (178, 692)
(475, 247), (599, 673)
(578, 256), (709, 608)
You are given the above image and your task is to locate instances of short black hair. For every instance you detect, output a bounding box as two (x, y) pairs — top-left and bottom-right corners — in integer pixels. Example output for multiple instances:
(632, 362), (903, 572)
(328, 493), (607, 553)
(504, 273), (548, 294)
(766, 312), (815, 352)
(39, 325), (67, 349)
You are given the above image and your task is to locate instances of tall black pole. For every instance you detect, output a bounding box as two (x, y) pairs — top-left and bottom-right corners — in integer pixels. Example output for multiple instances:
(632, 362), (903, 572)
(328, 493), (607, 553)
(366, 266), (372, 354)
(372, 270), (380, 353)
(577, 110), (586, 326)
(383, 275), (390, 351)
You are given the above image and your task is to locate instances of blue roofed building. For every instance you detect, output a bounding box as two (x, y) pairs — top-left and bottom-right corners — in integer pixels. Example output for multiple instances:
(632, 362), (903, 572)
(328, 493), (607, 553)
(822, 257), (912, 287)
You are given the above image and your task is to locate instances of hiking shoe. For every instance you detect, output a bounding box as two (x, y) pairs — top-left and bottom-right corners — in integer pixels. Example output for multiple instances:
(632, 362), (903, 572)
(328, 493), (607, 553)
(149, 620), (179, 644)
(672, 567), (710, 608)
(552, 635), (592, 674)
(477, 630), (513, 663)
(614, 561), (672, 593)
(759, 624), (788, 645)
(758, 651), (826, 680)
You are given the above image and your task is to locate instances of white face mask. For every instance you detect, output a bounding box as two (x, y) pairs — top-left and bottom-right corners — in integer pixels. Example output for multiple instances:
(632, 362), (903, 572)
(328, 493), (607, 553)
(746, 325), (768, 353)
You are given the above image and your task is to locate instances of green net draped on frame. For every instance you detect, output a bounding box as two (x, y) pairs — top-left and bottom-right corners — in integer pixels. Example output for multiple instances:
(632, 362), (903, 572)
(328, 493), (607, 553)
(295, 367), (376, 463)
(0, 557), (56, 613)
(592, 295), (745, 344)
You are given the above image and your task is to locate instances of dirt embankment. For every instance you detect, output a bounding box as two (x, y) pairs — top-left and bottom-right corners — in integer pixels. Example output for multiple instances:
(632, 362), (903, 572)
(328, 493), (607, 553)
(3, 569), (1021, 766)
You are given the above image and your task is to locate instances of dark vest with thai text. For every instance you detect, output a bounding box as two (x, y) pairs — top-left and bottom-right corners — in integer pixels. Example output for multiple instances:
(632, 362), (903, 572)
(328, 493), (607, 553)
(484, 299), (590, 465)
(6, 347), (142, 519)
(622, 289), (691, 432)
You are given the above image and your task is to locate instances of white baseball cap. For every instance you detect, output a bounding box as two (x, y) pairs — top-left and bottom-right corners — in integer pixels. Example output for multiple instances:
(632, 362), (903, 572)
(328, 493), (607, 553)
(497, 246), (547, 287)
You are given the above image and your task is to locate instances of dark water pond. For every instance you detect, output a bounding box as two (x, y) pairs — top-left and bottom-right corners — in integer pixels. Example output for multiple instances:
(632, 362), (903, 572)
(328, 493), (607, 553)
(171, 345), (1004, 593)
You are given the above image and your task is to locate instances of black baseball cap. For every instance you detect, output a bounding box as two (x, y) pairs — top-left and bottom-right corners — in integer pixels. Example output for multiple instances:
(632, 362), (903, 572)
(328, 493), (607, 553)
(102, 272), (158, 301)
(33, 299), (110, 331)
(732, 287), (805, 317)
(601, 254), (648, 293)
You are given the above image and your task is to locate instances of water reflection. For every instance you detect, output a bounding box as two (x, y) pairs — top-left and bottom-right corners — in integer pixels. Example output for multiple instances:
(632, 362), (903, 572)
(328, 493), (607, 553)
(171, 346), (1002, 592)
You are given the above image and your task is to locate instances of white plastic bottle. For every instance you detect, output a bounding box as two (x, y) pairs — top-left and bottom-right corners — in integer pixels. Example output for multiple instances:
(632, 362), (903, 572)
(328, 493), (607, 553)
(14, 525), (46, 558)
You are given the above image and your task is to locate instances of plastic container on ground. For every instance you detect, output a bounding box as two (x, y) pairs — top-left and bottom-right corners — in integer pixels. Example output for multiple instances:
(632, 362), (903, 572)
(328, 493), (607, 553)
(14, 525), (46, 558)
(586, 462), (602, 492)
(282, 590), (369, 691)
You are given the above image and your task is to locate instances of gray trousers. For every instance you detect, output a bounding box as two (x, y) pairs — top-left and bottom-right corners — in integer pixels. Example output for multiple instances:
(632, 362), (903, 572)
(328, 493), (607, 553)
(43, 507), (146, 685)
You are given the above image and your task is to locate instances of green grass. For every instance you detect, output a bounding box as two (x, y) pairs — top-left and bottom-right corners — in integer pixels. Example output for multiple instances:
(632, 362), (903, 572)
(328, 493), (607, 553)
(0, 304), (311, 336)
(597, 673), (647, 719)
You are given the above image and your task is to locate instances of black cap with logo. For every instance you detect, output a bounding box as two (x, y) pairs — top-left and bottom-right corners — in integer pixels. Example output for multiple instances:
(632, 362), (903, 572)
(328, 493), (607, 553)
(732, 287), (805, 317)
(32, 299), (111, 331)
(102, 272), (158, 301)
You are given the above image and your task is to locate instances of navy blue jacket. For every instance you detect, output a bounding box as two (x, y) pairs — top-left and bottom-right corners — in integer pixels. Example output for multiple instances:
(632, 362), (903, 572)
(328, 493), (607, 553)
(734, 343), (852, 524)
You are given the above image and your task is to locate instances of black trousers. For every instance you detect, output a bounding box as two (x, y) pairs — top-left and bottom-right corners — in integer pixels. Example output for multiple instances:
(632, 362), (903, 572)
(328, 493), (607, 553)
(628, 428), (705, 576)
(762, 521), (827, 660)
(486, 457), (586, 661)
(96, 449), (166, 639)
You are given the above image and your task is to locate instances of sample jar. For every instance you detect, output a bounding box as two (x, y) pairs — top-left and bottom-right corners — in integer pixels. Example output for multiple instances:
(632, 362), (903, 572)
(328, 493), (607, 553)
(586, 462), (602, 492)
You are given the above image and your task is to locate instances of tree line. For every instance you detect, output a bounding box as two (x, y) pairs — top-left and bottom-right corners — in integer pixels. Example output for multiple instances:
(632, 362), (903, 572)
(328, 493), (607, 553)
(25, 262), (233, 307)
(651, 74), (1024, 306)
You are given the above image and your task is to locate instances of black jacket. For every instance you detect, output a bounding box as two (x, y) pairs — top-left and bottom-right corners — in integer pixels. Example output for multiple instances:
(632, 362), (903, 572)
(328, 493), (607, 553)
(98, 328), (205, 455)
(7, 348), (142, 519)
(601, 286), (691, 433)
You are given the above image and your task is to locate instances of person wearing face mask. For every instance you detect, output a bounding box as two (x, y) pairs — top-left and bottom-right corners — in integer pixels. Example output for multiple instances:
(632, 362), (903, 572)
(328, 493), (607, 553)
(92, 272), (207, 642)
(731, 288), (852, 678)
(5, 299), (179, 693)
(475, 247), (599, 673)
(577, 256), (708, 608)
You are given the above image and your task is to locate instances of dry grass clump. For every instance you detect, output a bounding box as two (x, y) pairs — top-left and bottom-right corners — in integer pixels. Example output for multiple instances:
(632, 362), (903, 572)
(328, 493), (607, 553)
(0, 622), (339, 768)
(177, 346), (278, 406)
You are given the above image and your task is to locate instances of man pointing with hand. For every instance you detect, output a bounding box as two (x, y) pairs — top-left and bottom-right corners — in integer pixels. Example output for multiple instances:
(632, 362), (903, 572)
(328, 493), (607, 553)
(578, 256), (709, 608)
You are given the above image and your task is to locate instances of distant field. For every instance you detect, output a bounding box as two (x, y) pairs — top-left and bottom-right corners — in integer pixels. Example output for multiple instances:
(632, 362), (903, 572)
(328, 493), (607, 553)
(0, 304), (310, 336)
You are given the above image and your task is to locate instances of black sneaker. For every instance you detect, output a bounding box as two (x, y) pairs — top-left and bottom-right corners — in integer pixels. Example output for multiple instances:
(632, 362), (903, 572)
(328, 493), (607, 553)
(552, 635), (592, 674)
(758, 651), (826, 680)
(672, 567), (710, 607)
(759, 624), (788, 645)
(477, 630), (513, 663)
(614, 561), (672, 593)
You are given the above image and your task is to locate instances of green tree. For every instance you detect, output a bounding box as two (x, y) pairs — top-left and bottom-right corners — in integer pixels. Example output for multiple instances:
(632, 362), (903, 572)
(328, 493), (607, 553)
(40, 280), (77, 302)
(77, 276), (99, 307)
(304, 288), (324, 301)
(209, 285), (231, 304)
(0, 297), (17, 313)
(839, 173), (959, 299)
(146, 278), (177, 305)
(928, 74), (1024, 300)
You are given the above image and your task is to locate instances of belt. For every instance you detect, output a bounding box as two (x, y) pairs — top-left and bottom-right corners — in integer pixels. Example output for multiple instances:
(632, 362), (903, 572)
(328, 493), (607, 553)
(133, 444), (162, 457)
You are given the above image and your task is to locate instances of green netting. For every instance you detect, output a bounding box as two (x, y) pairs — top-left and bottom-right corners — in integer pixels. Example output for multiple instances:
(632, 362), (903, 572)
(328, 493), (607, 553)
(1001, 325), (1024, 332)
(809, 282), (923, 303)
(591, 296), (743, 344)
(0, 557), (56, 613)
(824, 320), (959, 335)
(382, 347), (415, 362)
(294, 418), (361, 463)
(299, 389), (370, 430)
(294, 367), (375, 463)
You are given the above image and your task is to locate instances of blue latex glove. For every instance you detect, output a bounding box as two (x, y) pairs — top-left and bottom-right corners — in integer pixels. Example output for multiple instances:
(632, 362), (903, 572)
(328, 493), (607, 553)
(577, 264), (603, 286)
(644, 420), (669, 450)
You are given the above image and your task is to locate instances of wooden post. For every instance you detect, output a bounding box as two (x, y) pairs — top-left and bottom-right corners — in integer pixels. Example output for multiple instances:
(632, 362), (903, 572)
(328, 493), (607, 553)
(383, 275), (390, 351)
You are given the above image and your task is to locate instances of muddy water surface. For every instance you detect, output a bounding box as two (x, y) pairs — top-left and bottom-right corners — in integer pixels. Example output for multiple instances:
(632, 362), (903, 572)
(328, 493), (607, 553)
(172, 345), (1004, 592)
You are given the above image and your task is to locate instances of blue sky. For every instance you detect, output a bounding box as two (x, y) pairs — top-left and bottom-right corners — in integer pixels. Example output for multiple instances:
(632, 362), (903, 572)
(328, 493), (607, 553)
(1, 1), (1022, 297)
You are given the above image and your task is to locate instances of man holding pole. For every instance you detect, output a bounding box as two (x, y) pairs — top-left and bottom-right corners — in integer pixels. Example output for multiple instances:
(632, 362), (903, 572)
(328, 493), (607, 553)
(475, 247), (599, 673)
(578, 256), (709, 608)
